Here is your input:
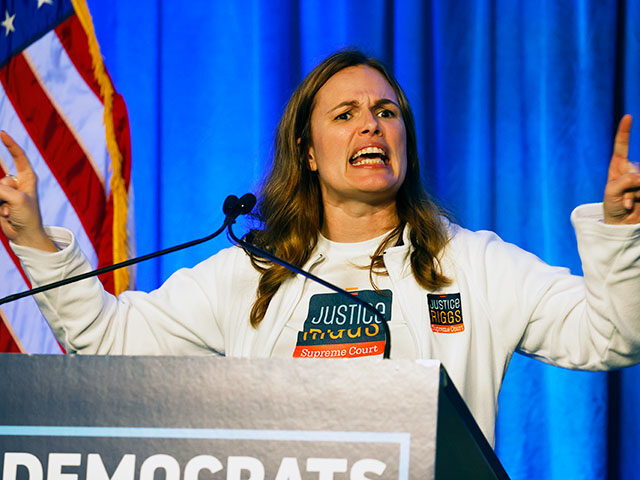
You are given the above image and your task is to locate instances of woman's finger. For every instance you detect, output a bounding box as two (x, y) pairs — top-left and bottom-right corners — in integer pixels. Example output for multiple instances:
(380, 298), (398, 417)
(608, 115), (633, 182)
(0, 131), (36, 178)
(0, 174), (18, 185)
(0, 174), (18, 204)
(613, 114), (632, 158)
(624, 192), (634, 210)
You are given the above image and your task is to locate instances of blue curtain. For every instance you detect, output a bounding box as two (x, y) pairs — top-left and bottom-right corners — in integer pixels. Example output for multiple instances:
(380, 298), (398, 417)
(86, 0), (640, 477)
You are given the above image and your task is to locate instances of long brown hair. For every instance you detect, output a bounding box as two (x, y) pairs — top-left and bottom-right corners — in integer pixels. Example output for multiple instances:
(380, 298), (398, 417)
(247, 49), (451, 327)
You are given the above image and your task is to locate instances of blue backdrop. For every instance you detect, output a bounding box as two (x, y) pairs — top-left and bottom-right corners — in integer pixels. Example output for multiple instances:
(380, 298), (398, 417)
(85, 1), (640, 478)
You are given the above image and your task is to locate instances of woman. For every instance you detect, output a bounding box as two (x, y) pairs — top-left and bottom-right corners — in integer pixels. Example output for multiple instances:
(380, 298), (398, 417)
(1, 50), (640, 445)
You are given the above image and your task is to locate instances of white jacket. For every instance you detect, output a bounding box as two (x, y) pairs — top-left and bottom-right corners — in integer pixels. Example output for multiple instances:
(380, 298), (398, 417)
(11, 203), (640, 445)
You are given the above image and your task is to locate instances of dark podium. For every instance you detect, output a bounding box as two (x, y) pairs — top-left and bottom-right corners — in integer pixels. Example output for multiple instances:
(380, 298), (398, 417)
(0, 355), (509, 479)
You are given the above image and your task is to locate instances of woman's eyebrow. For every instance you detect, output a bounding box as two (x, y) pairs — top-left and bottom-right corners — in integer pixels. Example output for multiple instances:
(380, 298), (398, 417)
(327, 98), (399, 115)
(327, 100), (359, 114)
(374, 98), (400, 109)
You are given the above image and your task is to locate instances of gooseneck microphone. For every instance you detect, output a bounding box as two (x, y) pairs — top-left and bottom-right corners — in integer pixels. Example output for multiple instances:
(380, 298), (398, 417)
(0, 196), (245, 306)
(225, 193), (392, 359)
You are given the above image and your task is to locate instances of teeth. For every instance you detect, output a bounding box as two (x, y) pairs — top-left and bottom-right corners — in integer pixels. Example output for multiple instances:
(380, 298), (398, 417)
(351, 146), (386, 160)
(351, 157), (386, 167)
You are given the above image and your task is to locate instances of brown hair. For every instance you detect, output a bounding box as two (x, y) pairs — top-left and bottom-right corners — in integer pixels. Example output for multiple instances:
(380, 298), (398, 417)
(247, 49), (451, 327)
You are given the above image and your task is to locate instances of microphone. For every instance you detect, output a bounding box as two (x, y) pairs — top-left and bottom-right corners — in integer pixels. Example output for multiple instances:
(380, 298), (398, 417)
(224, 193), (257, 219)
(222, 194), (239, 217)
(226, 194), (392, 359)
(0, 194), (241, 306)
(237, 193), (257, 215)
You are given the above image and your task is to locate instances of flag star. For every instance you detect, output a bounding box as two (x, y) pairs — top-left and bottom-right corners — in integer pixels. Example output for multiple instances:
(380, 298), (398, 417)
(37, 0), (54, 8)
(1, 10), (15, 36)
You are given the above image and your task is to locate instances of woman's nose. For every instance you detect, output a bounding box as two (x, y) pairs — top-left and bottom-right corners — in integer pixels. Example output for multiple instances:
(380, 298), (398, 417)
(359, 112), (381, 136)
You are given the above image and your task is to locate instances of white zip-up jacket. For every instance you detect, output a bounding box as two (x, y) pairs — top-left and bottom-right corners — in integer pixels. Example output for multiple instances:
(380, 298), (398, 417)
(11, 203), (640, 445)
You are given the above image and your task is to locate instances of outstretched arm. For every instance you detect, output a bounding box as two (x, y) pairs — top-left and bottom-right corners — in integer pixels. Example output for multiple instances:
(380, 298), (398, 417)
(604, 114), (640, 224)
(0, 131), (57, 252)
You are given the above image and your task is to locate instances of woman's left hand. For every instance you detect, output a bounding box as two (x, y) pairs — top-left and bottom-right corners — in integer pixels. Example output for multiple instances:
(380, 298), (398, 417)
(604, 114), (640, 224)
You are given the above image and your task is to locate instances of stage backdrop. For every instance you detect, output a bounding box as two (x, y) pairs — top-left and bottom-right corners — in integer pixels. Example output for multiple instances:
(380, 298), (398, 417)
(85, 1), (639, 479)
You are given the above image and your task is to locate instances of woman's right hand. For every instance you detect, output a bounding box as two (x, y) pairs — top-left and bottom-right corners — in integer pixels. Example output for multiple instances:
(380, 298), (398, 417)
(0, 131), (58, 252)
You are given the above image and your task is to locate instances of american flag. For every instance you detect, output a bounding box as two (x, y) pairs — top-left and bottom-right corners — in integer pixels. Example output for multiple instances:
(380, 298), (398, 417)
(0, 0), (133, 353)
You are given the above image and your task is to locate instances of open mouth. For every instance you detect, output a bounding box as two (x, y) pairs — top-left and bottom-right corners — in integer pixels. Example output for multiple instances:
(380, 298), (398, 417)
(349, 146), (389, 167)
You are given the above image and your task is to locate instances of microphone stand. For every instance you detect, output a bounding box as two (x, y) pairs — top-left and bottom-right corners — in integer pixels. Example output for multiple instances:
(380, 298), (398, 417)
(0, 218), (233, 306)
(227, 220), (392, 359)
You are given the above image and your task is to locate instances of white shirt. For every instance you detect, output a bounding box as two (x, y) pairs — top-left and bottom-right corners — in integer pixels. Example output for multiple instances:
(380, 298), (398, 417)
(271, 231), (416, 359)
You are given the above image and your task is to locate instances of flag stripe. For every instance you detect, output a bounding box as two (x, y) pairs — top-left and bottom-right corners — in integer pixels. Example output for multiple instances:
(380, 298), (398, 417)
(113, 93), (132, 187)
(0, 310), (25, 353)
(26, 30), (112, 193)
(54, 15), (102, 104)
(0, 53), (110, 263)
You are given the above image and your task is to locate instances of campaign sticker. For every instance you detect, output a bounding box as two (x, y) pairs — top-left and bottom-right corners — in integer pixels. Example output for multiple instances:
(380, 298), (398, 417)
(293, 289), (391, 358)
(427, 293), (464, 333)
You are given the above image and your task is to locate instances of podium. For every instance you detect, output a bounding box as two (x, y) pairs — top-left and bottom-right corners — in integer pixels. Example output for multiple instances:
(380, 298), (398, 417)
(0, 355), (509, 479)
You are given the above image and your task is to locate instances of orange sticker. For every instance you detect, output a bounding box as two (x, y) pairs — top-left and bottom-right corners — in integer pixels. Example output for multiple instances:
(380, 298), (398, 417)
(293, 341), (385, 358)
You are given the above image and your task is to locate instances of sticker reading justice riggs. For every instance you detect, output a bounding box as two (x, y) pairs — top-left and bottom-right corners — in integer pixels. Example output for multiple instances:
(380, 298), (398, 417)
(428, 293), (464, 333)
(293, 290), (392, 358)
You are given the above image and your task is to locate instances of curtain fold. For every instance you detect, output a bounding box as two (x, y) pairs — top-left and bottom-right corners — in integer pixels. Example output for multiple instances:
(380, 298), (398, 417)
(87, 0), (640, 477)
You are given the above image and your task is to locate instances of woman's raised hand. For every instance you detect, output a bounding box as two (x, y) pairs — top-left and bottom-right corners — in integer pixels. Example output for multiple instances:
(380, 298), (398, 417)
(604, 114), (640, 225)
(0, 131), (57, 252)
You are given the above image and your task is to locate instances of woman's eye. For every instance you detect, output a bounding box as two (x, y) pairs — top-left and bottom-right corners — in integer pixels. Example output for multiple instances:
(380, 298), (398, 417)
(335, 111), (351, 121)
(377, 109), (396, 118)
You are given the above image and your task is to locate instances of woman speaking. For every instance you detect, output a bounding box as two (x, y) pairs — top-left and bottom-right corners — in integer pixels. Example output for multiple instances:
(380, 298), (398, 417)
(1, 50), (639, 445)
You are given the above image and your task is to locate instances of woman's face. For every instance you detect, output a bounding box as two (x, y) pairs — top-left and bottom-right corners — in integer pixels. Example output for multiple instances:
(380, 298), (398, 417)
(308, 65), (407, 207)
